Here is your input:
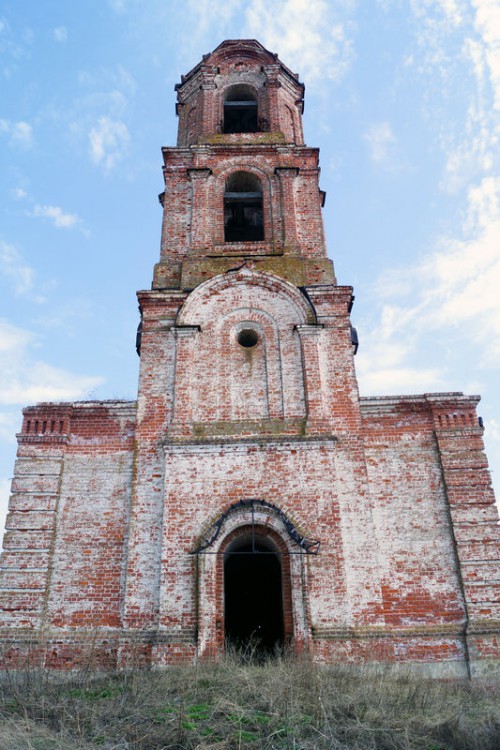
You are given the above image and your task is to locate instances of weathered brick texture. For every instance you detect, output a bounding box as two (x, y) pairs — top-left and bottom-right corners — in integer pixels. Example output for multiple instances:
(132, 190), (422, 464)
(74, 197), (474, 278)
(0, 40), (498, 676)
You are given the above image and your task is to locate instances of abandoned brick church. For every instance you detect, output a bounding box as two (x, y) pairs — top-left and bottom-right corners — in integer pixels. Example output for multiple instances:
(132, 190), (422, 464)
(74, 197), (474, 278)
(1, 40), (499, 676)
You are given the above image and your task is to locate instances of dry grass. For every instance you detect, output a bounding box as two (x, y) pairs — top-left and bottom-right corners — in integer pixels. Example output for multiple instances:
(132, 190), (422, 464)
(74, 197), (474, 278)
(0, 654), (499, 749)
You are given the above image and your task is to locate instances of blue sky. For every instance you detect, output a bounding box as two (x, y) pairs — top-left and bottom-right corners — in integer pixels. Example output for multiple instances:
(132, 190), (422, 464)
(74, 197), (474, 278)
(1, 0), (499, 540)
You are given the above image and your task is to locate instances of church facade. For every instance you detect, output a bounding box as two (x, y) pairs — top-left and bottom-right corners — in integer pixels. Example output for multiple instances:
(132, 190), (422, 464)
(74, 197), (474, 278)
(1, 40), (499, 676)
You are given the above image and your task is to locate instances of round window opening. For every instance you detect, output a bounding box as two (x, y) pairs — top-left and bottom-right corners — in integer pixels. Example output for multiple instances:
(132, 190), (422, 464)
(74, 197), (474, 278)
(237, 329), (259, 348)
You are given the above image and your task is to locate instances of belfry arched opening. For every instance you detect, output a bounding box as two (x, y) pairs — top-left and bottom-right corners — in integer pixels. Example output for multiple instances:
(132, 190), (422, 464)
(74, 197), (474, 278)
(224, 534), (284, 655)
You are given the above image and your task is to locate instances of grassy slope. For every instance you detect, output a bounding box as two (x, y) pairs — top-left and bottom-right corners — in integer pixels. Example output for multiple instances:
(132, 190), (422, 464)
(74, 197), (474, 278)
(0, 657), (499, 749)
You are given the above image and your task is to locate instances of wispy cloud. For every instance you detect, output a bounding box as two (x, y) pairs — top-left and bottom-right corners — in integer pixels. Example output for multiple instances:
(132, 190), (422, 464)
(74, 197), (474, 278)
(11, 187), (28, 200)
(0, 119), (33, 148)
(471, 0), (500, 110)
(179, 0), (356, 87)
(13, 189), (87, 235)
(356, 305), (447, 394)
(0, 15), (29, 77)
(42, 64), (136, 171)
(358, 0), (500, 396)
(245, 0), (355, 87)
(108, 0), (129, 13)
(53, 26), (68, 43)
(77, 65), (136, 103)
(0, 320), (104, 406)
(31, 203), (82, 229)
(89, 115), (130, 171)
(404, 1), (499, 194)
(0, 241), (35, 296)
(363, 122), (399, 167)
(358, 175), (500, 394)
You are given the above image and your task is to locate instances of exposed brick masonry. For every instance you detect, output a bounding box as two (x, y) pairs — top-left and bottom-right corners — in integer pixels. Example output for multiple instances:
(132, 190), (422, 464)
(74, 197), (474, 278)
(0, 40), (498, 676)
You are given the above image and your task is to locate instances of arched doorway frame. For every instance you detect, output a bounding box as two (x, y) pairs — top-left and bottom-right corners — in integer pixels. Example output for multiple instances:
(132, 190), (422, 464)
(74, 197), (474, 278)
(195, 500), (315, 659)
(221, 524), (291, 651)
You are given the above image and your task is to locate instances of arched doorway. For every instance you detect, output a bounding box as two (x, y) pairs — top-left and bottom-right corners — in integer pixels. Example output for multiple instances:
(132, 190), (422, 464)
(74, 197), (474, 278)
(193, 499), (319, 660)
(224, 534), (284, 655)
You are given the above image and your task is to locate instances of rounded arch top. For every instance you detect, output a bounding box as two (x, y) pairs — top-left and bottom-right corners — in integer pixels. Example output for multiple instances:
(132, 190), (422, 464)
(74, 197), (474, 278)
(177, 268), (316, 327)
(191, 498), (320, 555)
(224, 84), (258, 102)
(225, 171), (262, 192)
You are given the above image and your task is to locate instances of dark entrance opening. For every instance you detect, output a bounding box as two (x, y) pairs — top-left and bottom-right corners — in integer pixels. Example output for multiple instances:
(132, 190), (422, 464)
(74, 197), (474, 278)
(224, 537), (284, 656)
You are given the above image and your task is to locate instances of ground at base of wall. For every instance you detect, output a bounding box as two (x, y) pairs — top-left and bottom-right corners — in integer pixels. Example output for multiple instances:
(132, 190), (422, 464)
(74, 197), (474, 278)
(1, 656), (500, 750)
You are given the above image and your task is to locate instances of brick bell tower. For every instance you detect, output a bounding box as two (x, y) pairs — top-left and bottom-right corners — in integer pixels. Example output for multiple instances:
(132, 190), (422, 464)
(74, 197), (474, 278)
(2, 39), (499, 674)
(126, 38), (383, 663)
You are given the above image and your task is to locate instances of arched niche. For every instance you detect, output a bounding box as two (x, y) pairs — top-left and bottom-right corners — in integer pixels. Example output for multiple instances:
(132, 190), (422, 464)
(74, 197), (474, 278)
(175, 270), (316, 424)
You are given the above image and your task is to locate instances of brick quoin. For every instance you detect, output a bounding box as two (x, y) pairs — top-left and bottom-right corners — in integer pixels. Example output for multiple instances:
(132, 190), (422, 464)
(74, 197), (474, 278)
(0, 39), (499, 677)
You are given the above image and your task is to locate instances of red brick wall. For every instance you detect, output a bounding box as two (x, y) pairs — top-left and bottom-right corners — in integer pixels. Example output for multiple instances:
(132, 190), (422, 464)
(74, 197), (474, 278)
(0, 40), (498, 675)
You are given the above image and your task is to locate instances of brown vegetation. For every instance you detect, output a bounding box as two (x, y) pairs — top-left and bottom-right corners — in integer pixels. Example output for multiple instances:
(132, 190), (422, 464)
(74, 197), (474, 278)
(0, 654), (499, 749)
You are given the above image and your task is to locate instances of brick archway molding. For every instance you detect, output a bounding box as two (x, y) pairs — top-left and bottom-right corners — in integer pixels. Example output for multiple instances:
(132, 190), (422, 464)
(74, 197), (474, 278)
(194, 500), (313, 659)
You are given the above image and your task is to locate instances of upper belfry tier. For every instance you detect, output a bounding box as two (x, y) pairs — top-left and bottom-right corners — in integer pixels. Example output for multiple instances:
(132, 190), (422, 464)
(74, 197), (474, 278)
(175, 39), (305, 147)
(154, 40), (335, 291)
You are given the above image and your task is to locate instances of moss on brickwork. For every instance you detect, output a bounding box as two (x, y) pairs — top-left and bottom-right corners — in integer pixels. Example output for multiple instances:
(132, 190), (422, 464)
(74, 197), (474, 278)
(178, 256), (334, 289)
(198, 131), (286, 145)
(190, 418), (307, 439)
(153, 261), (182, 289)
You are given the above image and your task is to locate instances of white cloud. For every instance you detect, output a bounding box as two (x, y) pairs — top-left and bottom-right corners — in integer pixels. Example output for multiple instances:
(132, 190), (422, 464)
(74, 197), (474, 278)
(0, 16), (26, 78)
(358, 364), (445, 395)
(12, 187), (27, 200)
(0, 362), (104, 403)
(0, 319), (104, 406)
(183, 0), (243, 44)
(0, 119), (33, 148)
(89, 116), (130, 170)
(0, 320), (32, 354)
(363, 122), (398, 165)
(42, 64), (135, 169)
(471, 0), (500, 110)
(11, 121), (33, 147)
(356, 303), (447, 395)
(77, 65), (136, 99)
(53, 26), (68, 43)
(0, 241), (35, 296)
(108, 0), (128, 12)
(410, 0), (465, 28)
(244, 0), (355, 86)
(358, 1), (500, 397)
(488, 417), (500, 438)
(0, 412), (20, 443)
(32, 203), (82, 229)
(405, 1), (499, 195)
(358, 175), (500, 394)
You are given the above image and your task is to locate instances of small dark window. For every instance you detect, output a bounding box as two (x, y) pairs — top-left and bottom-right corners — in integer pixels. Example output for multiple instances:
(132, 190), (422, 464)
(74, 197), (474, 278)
(224, 85), (258, 134)
(224, 172), (264, 242)
(237, 329), (259, 348)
